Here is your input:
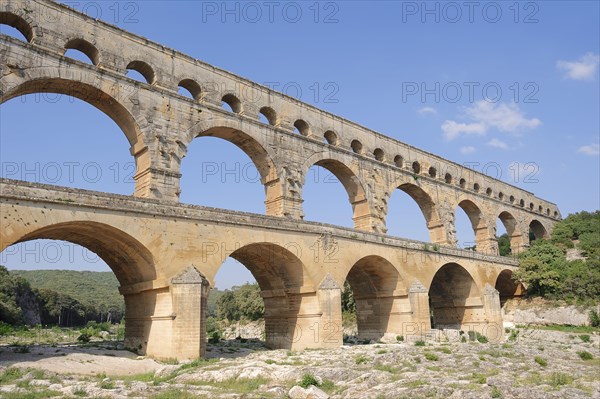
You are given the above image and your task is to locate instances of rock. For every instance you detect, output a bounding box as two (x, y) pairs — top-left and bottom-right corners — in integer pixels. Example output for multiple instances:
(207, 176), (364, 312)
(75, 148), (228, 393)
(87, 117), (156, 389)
(266, 386), (287, 396)
(99, 331), (110, 340)
(288, 385), (329, 399)
(154, 365), (178, 378)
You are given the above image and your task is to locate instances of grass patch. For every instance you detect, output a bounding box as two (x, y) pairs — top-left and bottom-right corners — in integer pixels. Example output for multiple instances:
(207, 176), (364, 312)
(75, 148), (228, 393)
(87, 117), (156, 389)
(190, 377), (269, 393)
(414, 340), (425, 346)
(150, 389), (201, 399)
(424, 352), (439, 361)
(534, 356), (548, 367)
(577, 350), (594, 360)
(374, 364), (400, 374)
(376, 349), (387, 354)
(436, 347), (451, 354)
(404, 379), (427, 388)
(549, 372), (574, 388)
(355, 355), (369, 365)
(579, 334), (591, 343)
(0, 367), (28, 385)
(471, 373), (487, 384)
(516, 324), (599, 334)
(299, 373), (320, 388)
(1, 390), (63, 399)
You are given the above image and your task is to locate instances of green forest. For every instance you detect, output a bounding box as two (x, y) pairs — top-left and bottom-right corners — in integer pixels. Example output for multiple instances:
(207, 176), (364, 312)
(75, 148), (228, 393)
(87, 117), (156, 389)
(1, 210), (598, 330)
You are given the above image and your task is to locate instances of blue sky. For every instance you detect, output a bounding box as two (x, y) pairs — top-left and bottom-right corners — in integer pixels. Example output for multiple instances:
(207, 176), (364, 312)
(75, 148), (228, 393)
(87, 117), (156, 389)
(1, 1), (599, 289)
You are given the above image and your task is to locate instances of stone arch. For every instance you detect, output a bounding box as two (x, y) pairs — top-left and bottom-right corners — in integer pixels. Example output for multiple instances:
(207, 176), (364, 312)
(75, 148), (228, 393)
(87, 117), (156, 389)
(0, 76), (151, 195)
(3, 221), (155, 286)
(185, 124), (283, 215)
(259, 106), (278, 126)
(64, 38), (99, 65)
(529, 219), (549, 241)
(126, 60), (156, 85)
(0, 11), (34, 42)
(387, 179), (446, 244)
(221, 93), (243, 113)
(495, 269), (525, 307)
(178, 78), (202, 100)
(428, 262), (481, 329)
(215, 242), (317, 349)
(456, 199), (493, 252)
(302, 154), (373, 231)
(344, 255), (404, 340)
(497, 210), (523, 254)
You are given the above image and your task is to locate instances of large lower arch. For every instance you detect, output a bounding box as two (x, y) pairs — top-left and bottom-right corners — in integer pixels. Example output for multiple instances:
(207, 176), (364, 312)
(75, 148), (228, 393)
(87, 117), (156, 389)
(428, 263), (481, 329)
(186, 125), (283, 215)
(345, 255), (405, 340)
(218, 243), (318, 349)
(495, 269), (525, 307)
(302, 156), (373, 231)
(456, 199), (495, 253)
(1, 221), (157, 354)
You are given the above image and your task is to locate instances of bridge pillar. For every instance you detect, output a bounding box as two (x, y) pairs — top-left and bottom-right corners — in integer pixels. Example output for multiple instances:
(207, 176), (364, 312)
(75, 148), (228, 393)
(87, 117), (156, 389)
(480, 284), (504, 342)
(133, 167), (181, 201)
(170, 267), (210, 359)
(407, 280), (431, 339)
(314, 274), (343, 347)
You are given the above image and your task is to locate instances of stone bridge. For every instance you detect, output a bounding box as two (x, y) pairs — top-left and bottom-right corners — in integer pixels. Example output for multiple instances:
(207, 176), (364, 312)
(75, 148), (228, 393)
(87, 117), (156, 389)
(0, 0), (559, 360)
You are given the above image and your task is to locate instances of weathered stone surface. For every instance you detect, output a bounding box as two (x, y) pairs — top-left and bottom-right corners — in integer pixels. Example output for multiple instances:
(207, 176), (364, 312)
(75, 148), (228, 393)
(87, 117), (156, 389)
(289, 385), (330, 399)
(0, 0), (562, 361)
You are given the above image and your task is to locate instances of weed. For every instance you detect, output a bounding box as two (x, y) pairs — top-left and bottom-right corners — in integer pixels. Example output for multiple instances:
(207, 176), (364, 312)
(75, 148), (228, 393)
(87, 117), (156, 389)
(299, 373), (320, 388)
(424, 352), (439, 361)
(396, 335), (404, 342)
(577, 351), (593, 360)
(355, 355), (369, 365)
(579, 334), (591, 343)
(534, 356), (548, 367)
(414, 340), (425, 346)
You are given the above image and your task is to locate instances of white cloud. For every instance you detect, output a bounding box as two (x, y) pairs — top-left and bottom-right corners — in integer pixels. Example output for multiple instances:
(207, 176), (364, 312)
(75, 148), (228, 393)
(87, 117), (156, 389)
(441, 120), (486, 140)
(418, 106), (437, 116)
(487, 138), (509, 150)
(460, 146), (476, 154)
(441, 101), (541, 140)
(578, 143), (600, 156)
(557, 52), (600, 81)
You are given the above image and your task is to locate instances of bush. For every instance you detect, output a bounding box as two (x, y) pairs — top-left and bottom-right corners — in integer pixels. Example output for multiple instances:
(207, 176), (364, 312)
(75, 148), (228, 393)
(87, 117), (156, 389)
(355, 355), (368, 365)
(577, 351), (593, 360)
(476, 333), (489, 343)
(589, 310), (600, 327)
(534, 356), (547, 367)
(396, 335), (404, 342)
(424, 352), (439, 361)
(415, 340), (425, 346)
(299, 373), (320, 388)
(579, 334), (591, 343)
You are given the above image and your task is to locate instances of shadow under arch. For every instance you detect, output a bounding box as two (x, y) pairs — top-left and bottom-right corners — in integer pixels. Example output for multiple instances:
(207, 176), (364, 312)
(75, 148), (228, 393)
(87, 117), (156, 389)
(456, 199), (491, 251)
(0, 11), (34, 42)
(495, 269), (525, 307)
(529, 219), (549, 242)
(186, 125), (282, 215)
(390, 182), (445, 243)
(216, 242), (317, 349)
(8, 221), (156, 285)
(345, 255), (403, 340)
(302, 155), (371, 230)
(428, 262), (481, 329)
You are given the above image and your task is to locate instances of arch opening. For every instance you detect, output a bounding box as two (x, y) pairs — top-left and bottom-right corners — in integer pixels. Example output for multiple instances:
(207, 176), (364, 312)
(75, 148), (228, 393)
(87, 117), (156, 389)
(495, 270), (525, 307)
(0, 80), (143, 194)
(387, 183), (438, 242)
(0, 12), (33, 42)
(529, 219), (548, 242)
(221, 94), (242, 113)
(178, 79), (202, 100)
(455, 200), (489, 251)
(293, 119), (310, 136)
(303, 159), (369, 229)
(344, 256), (402, 341)
(64, 38), (99, 65)
(394, 155), (403, 168)
(429, 263), (481, 329)
(412, 161), (421, 174)
(126, 60), (155, 84)
(497, 211), (521, 255)
(210, 243), (316, 349)
(324, 130), (338, 145)
(350, 139), (363, 154)
(374, 148), (385, 162)
(259, 106), (278, 126)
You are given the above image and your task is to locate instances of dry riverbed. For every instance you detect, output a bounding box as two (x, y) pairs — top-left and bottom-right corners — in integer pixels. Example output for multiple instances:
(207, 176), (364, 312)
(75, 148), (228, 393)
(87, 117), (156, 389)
(0, 328), (599, 398)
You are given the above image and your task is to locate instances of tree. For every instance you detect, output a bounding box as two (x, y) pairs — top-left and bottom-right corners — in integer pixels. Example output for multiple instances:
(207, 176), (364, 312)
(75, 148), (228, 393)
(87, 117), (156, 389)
(497, 234), (511, 256)
(341, 281), (356, 313)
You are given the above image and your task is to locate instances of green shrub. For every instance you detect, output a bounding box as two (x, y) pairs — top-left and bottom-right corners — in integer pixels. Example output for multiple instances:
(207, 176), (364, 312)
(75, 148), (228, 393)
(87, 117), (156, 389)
(476, 333), (488, 343)
(549, 372), (573, 387)
(577, 350), (593, 360)
(415, 340), (425, 346)
(491, 386), (502, 398)
(299, 373), (320, 388)
(589, 310), (600, 327)
(77, 333), (91, 343)
(396, 335), (404, 342)
(534, 356), (547, 367)
(579, 334), (591, 343)
(355, 355), (368, 365)
(424, 352), (439, 361)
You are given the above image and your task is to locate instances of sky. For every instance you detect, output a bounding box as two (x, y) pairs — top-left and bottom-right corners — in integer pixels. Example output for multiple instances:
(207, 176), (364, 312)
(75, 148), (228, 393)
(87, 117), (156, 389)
(1, 0), (599, 289)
